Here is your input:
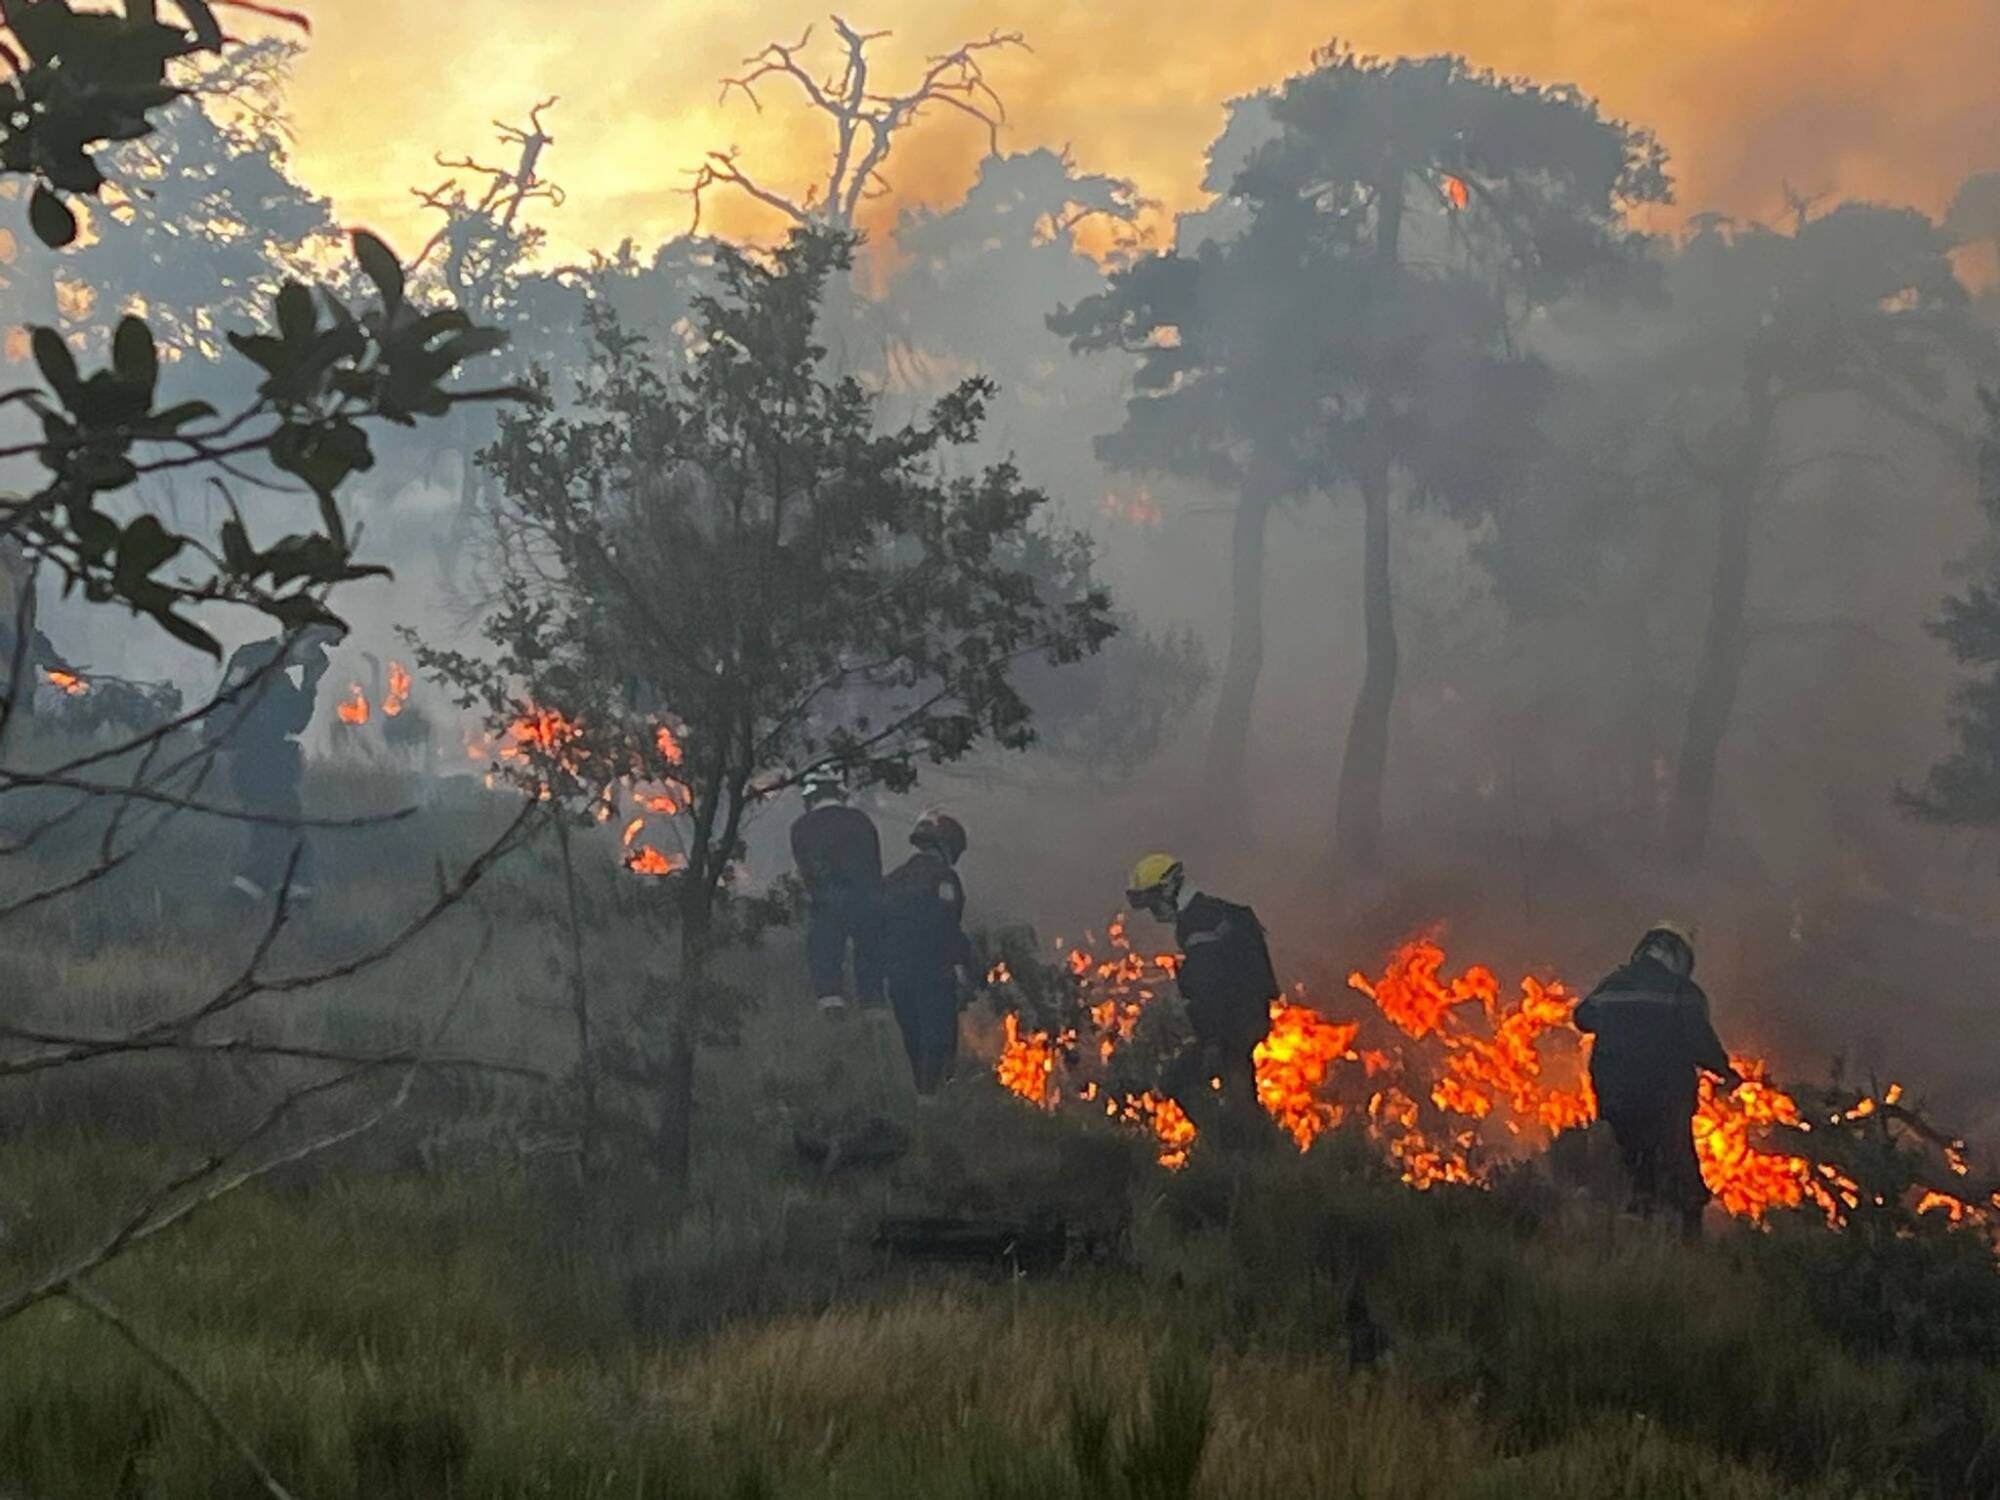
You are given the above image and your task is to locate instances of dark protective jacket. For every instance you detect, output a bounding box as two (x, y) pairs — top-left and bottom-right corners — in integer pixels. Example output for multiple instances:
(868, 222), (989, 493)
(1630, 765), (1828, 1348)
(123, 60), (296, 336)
(880, 848), (972, 981)
(208, 640), (317, 748)
(1175, 893), (1280, 1049)
(1573, 955), (1732, 1114)
(789, 804), (883, 898)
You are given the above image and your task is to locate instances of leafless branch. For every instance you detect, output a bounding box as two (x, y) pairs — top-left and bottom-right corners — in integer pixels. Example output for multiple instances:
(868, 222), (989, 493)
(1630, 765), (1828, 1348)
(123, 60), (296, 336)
(0, 918), (529, 1080)
(0, 1030), (544, 1081)
(0, 1064), (407, 1328)
(64, 1281), (301, 1500)
(688, 150), (810, 234)
(693, 16), (1025, 233)
(0, 769), (417, 830)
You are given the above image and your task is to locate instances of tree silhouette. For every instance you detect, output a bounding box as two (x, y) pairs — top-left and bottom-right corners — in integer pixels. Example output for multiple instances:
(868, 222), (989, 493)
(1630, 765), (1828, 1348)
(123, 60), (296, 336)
(1901, 387), (2000, 826)
(1659, 205), (1985, 863)
(1061, 47), (1666, 860)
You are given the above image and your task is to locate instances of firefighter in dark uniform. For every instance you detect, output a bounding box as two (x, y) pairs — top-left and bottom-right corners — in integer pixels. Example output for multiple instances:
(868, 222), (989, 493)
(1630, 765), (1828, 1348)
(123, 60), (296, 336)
(1126, 854), (1278, 1134)
(0, 537), (75, 717)
(206, 624), (339, 903)
(1573, 922), (1741, 1237)
(880, 810), (973, 1097)
(788, 769), (884, 1018)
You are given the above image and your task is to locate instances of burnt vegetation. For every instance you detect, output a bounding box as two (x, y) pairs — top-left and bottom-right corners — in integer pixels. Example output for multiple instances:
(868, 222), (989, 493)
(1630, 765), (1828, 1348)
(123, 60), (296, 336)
(0, 6), (1997, 1499)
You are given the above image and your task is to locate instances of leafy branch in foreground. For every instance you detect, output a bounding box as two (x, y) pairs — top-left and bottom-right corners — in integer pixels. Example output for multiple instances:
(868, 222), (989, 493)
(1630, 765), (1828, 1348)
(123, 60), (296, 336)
(0, 0), (310, 249)
(0, 227), (521, 656)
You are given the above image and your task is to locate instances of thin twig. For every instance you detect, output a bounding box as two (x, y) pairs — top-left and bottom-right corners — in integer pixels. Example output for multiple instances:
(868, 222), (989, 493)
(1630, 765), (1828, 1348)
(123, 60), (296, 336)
(63, 1280), (301, 1500)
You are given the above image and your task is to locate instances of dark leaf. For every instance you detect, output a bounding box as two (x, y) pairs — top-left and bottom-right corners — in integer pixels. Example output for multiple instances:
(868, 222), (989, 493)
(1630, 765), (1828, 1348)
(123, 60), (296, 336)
(28, 186), (77, 249)
(220, 518), (253, 574)
(275, 281), (316, 345)
(111, 317), (157, 396)
(31, 328), (80, 407)
(352, 230), (405, 312)
(155, 607), (221, 658)
(116, 513), (183, 581)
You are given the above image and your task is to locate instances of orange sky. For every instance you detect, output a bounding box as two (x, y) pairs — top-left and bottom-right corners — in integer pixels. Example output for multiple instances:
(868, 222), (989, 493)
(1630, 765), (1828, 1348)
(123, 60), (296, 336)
(279, 1), (2000, 265)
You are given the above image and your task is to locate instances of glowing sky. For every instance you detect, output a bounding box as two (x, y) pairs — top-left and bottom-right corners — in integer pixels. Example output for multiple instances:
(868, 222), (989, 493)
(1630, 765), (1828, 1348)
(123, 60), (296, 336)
(278, 1), (2000, 264)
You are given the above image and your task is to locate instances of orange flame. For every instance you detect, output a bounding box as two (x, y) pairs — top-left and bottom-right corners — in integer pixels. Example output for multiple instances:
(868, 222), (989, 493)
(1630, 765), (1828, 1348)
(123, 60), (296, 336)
(997, 1012), (1060, 1108)
(383, 660), (410, 717)
(1442, 173), (1471, 210)
(41, 668), (87, 696)
(1254, 998), (1357, 1151)
(994, 930), (1992, 1238)
(335, 683), (369, 724)
(623, 843), (680, 877)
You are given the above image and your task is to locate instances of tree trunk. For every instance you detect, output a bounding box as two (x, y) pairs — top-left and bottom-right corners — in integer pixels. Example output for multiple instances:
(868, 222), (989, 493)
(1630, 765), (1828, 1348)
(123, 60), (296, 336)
(656, 892), (709, 1203)
(1206, 493), (1272, 788)
(1671, 377), (1774, 866)
(553, 818), (597, 1186)
(1670, 465), (1756, 865)
(1334, 459), (1398, 867)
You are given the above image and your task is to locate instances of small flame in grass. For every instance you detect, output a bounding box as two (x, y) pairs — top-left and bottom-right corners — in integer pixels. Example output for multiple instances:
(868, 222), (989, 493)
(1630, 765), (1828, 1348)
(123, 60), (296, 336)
(336, 683), (369, 724)
(1442, 173), (1471, 210)
(42, 667), (87, 696)
(997, 1012), (1059, 1108)
(624, 844), (680, 877)
(383, 660), (410, 717)
(1118, 1091), (1196, 1170)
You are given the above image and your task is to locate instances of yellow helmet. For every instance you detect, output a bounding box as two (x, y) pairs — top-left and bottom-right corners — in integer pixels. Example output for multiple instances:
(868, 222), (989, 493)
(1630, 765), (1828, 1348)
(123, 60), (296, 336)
(1126, 853), (1184, 908)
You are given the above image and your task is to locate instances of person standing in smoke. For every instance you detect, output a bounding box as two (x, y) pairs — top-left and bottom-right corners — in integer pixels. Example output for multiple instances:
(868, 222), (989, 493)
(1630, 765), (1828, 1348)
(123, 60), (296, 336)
(206, 624), (341, 904)
(880, 810), (974, 1098)
(788, 768), (884, 1018)
(1573, 923), (1742, 1237)
(0, 537), (77, 717)
(1126, 853), (1279, 1141)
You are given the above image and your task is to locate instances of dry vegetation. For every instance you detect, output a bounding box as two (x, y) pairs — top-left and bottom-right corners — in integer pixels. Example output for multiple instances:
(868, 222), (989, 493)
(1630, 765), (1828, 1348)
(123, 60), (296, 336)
(1, 761), (1997, 1500)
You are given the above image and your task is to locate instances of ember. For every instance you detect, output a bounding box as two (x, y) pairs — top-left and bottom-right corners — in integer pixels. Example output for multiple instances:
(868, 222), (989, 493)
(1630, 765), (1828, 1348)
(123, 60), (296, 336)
(41, 667), (87, 696)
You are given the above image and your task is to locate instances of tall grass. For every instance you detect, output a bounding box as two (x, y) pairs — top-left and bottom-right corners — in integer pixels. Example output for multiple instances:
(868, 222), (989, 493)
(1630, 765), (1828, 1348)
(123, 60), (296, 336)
(0, 757), (1995, 1497)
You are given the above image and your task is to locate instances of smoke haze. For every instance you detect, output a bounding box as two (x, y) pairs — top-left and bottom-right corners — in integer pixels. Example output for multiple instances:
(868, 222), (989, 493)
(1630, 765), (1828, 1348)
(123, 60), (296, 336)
(282, 2), (2000, 261)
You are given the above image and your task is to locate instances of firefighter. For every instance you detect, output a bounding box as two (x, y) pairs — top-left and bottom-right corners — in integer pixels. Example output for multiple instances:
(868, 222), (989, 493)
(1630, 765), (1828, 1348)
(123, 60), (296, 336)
(0, 537), (75, 716)
(880, 810), (973, 1097)
(788, 768), (884, 1018)
(1573, 923), (1742, 1237)
(1126, 854), (1278, 1132)
(207, 624), (339, 904)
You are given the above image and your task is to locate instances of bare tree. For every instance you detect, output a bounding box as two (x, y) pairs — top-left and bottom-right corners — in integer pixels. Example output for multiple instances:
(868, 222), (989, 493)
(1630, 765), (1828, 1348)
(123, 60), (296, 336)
(688, 15), (1025, 232)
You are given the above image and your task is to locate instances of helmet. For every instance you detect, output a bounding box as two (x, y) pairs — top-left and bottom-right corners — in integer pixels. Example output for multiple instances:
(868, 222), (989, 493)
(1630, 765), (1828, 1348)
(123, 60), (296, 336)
(1635, 920), (1696, 976)
(1126, 853), (1185, 914)
(910, 809), (968, 864)
(801, 767), (847, 807)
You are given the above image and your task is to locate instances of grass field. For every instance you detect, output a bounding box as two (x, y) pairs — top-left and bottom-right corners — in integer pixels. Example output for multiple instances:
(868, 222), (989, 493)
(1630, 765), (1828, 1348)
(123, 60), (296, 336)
(1, 756), (1997, 1499)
